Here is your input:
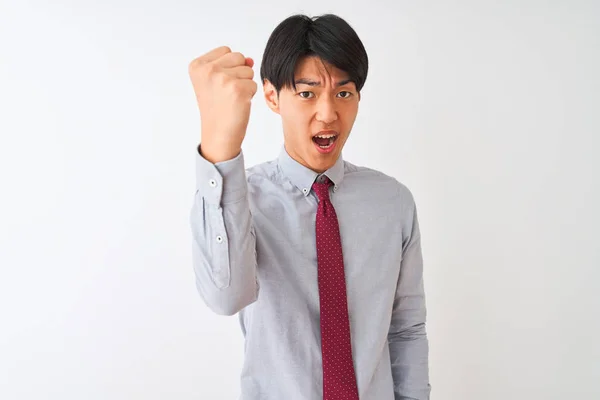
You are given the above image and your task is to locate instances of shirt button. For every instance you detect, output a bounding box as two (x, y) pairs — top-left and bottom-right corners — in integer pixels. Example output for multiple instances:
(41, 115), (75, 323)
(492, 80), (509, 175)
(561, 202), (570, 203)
(334, 185), (338, 191)
(216, 235), (223, 243)
(209, 179), (217, 187)
(302, 188), (308, 194)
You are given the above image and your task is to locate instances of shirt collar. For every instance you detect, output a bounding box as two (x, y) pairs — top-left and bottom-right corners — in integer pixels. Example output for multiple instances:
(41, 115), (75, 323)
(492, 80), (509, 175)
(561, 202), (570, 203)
(277, 144), (345, 197)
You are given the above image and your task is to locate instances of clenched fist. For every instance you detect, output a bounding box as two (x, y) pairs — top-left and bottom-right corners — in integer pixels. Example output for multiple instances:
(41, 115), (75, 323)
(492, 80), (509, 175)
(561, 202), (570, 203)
(189, 46), (258, 163)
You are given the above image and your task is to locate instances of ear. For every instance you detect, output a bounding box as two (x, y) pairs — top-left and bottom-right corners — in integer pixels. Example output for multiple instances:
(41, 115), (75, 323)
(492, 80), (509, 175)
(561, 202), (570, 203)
(263, 79), (280, 114)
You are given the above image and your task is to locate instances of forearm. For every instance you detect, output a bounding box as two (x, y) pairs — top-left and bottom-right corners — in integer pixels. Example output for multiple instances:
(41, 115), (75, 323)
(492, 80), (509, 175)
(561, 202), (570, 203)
(190, 144), (258, 316)
(389, 322), (431, 400)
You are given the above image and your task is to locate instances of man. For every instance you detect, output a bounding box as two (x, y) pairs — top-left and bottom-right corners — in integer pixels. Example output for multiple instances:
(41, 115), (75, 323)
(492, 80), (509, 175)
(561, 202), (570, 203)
(188, 13), (431, 400)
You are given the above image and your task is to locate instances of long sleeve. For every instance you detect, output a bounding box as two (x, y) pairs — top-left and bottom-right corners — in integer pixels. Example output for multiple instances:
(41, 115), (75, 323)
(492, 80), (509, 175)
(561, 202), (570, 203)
(189, 143), (259, 316)
(388, 198), (431, 399)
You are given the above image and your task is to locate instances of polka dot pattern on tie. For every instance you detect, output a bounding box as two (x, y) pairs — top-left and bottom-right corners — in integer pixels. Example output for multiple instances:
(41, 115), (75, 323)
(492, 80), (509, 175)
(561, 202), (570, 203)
(312, 177), (359, 400)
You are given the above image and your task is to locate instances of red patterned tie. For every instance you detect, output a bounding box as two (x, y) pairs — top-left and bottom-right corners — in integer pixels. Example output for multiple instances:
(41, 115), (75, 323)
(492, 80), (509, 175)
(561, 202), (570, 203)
(312, 178), (360, 400)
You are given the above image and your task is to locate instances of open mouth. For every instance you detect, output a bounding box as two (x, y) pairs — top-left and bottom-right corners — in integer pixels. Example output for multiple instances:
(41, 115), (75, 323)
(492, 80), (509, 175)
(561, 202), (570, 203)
(312, 134), (338, 149)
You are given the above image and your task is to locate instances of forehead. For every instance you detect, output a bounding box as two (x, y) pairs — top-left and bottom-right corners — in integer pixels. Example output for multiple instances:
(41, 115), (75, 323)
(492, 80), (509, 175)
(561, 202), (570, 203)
(294, 56), (349, 81)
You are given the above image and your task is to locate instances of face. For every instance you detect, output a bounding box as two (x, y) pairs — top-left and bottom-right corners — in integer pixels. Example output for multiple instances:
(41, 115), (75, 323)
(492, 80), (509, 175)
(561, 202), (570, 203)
(263, 56), (360, 173)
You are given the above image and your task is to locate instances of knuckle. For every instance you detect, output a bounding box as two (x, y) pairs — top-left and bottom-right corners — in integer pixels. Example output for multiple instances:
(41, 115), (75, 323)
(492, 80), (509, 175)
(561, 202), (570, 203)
(203, 62), (218, 76)
(230, 82), (244, 97)
(231, 52), (245, 64)
(217, 72), (230, 85)
(188, 58), (201, 73)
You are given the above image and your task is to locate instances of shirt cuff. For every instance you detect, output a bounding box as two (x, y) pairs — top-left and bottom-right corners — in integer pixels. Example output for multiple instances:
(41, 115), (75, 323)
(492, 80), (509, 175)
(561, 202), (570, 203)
(196, 144), (248, 206)
(195, 143), (248, 205)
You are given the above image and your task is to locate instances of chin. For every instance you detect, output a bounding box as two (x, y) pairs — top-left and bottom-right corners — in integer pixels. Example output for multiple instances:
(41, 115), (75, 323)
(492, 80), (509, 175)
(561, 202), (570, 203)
(309, 153), (337, 172)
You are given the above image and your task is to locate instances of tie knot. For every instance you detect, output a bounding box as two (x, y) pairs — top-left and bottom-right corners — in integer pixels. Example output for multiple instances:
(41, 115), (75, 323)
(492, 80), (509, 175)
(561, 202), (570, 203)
(312, 177), (333, 201)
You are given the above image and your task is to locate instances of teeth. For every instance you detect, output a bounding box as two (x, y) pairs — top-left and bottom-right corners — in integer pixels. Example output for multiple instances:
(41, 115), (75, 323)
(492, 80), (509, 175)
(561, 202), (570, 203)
(315, 134), (336, 139)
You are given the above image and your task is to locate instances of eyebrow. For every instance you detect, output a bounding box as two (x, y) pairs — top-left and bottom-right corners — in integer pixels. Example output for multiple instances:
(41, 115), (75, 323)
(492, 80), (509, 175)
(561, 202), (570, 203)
(294, 78), (354, 88)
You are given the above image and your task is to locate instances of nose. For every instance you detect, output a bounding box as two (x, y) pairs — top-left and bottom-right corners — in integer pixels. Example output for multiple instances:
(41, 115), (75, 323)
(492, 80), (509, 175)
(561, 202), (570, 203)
(315, 96), (338, 124)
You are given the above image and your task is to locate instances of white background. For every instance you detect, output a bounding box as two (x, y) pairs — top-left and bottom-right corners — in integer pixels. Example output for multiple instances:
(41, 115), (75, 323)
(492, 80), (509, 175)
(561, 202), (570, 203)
(1, 1), (598, 399)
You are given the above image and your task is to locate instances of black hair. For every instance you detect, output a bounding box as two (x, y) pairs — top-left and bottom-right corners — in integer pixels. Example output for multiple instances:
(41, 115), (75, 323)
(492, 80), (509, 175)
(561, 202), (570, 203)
(260, 13), (369, 95)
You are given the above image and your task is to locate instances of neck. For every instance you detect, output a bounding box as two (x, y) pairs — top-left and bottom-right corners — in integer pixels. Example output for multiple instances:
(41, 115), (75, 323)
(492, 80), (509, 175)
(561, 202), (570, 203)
(284, 142), (334, 174)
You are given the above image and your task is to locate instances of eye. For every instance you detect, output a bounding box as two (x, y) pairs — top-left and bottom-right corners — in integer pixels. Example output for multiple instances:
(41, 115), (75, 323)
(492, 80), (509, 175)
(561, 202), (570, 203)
(337, 91), (353, 98)
(298, 91), (314, 99)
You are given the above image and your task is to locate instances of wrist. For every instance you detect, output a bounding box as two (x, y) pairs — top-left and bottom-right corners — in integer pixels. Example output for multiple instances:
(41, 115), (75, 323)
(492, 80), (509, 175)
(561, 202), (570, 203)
(200, 141), (241, 164)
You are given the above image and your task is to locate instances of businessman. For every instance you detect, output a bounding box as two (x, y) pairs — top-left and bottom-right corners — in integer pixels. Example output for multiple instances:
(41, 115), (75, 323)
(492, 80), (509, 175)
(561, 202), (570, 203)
(188, 13), (431, 400)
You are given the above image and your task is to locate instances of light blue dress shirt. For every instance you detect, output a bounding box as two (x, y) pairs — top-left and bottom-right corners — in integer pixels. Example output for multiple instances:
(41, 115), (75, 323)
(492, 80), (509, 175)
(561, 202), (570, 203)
(190, 144), (431, 399)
